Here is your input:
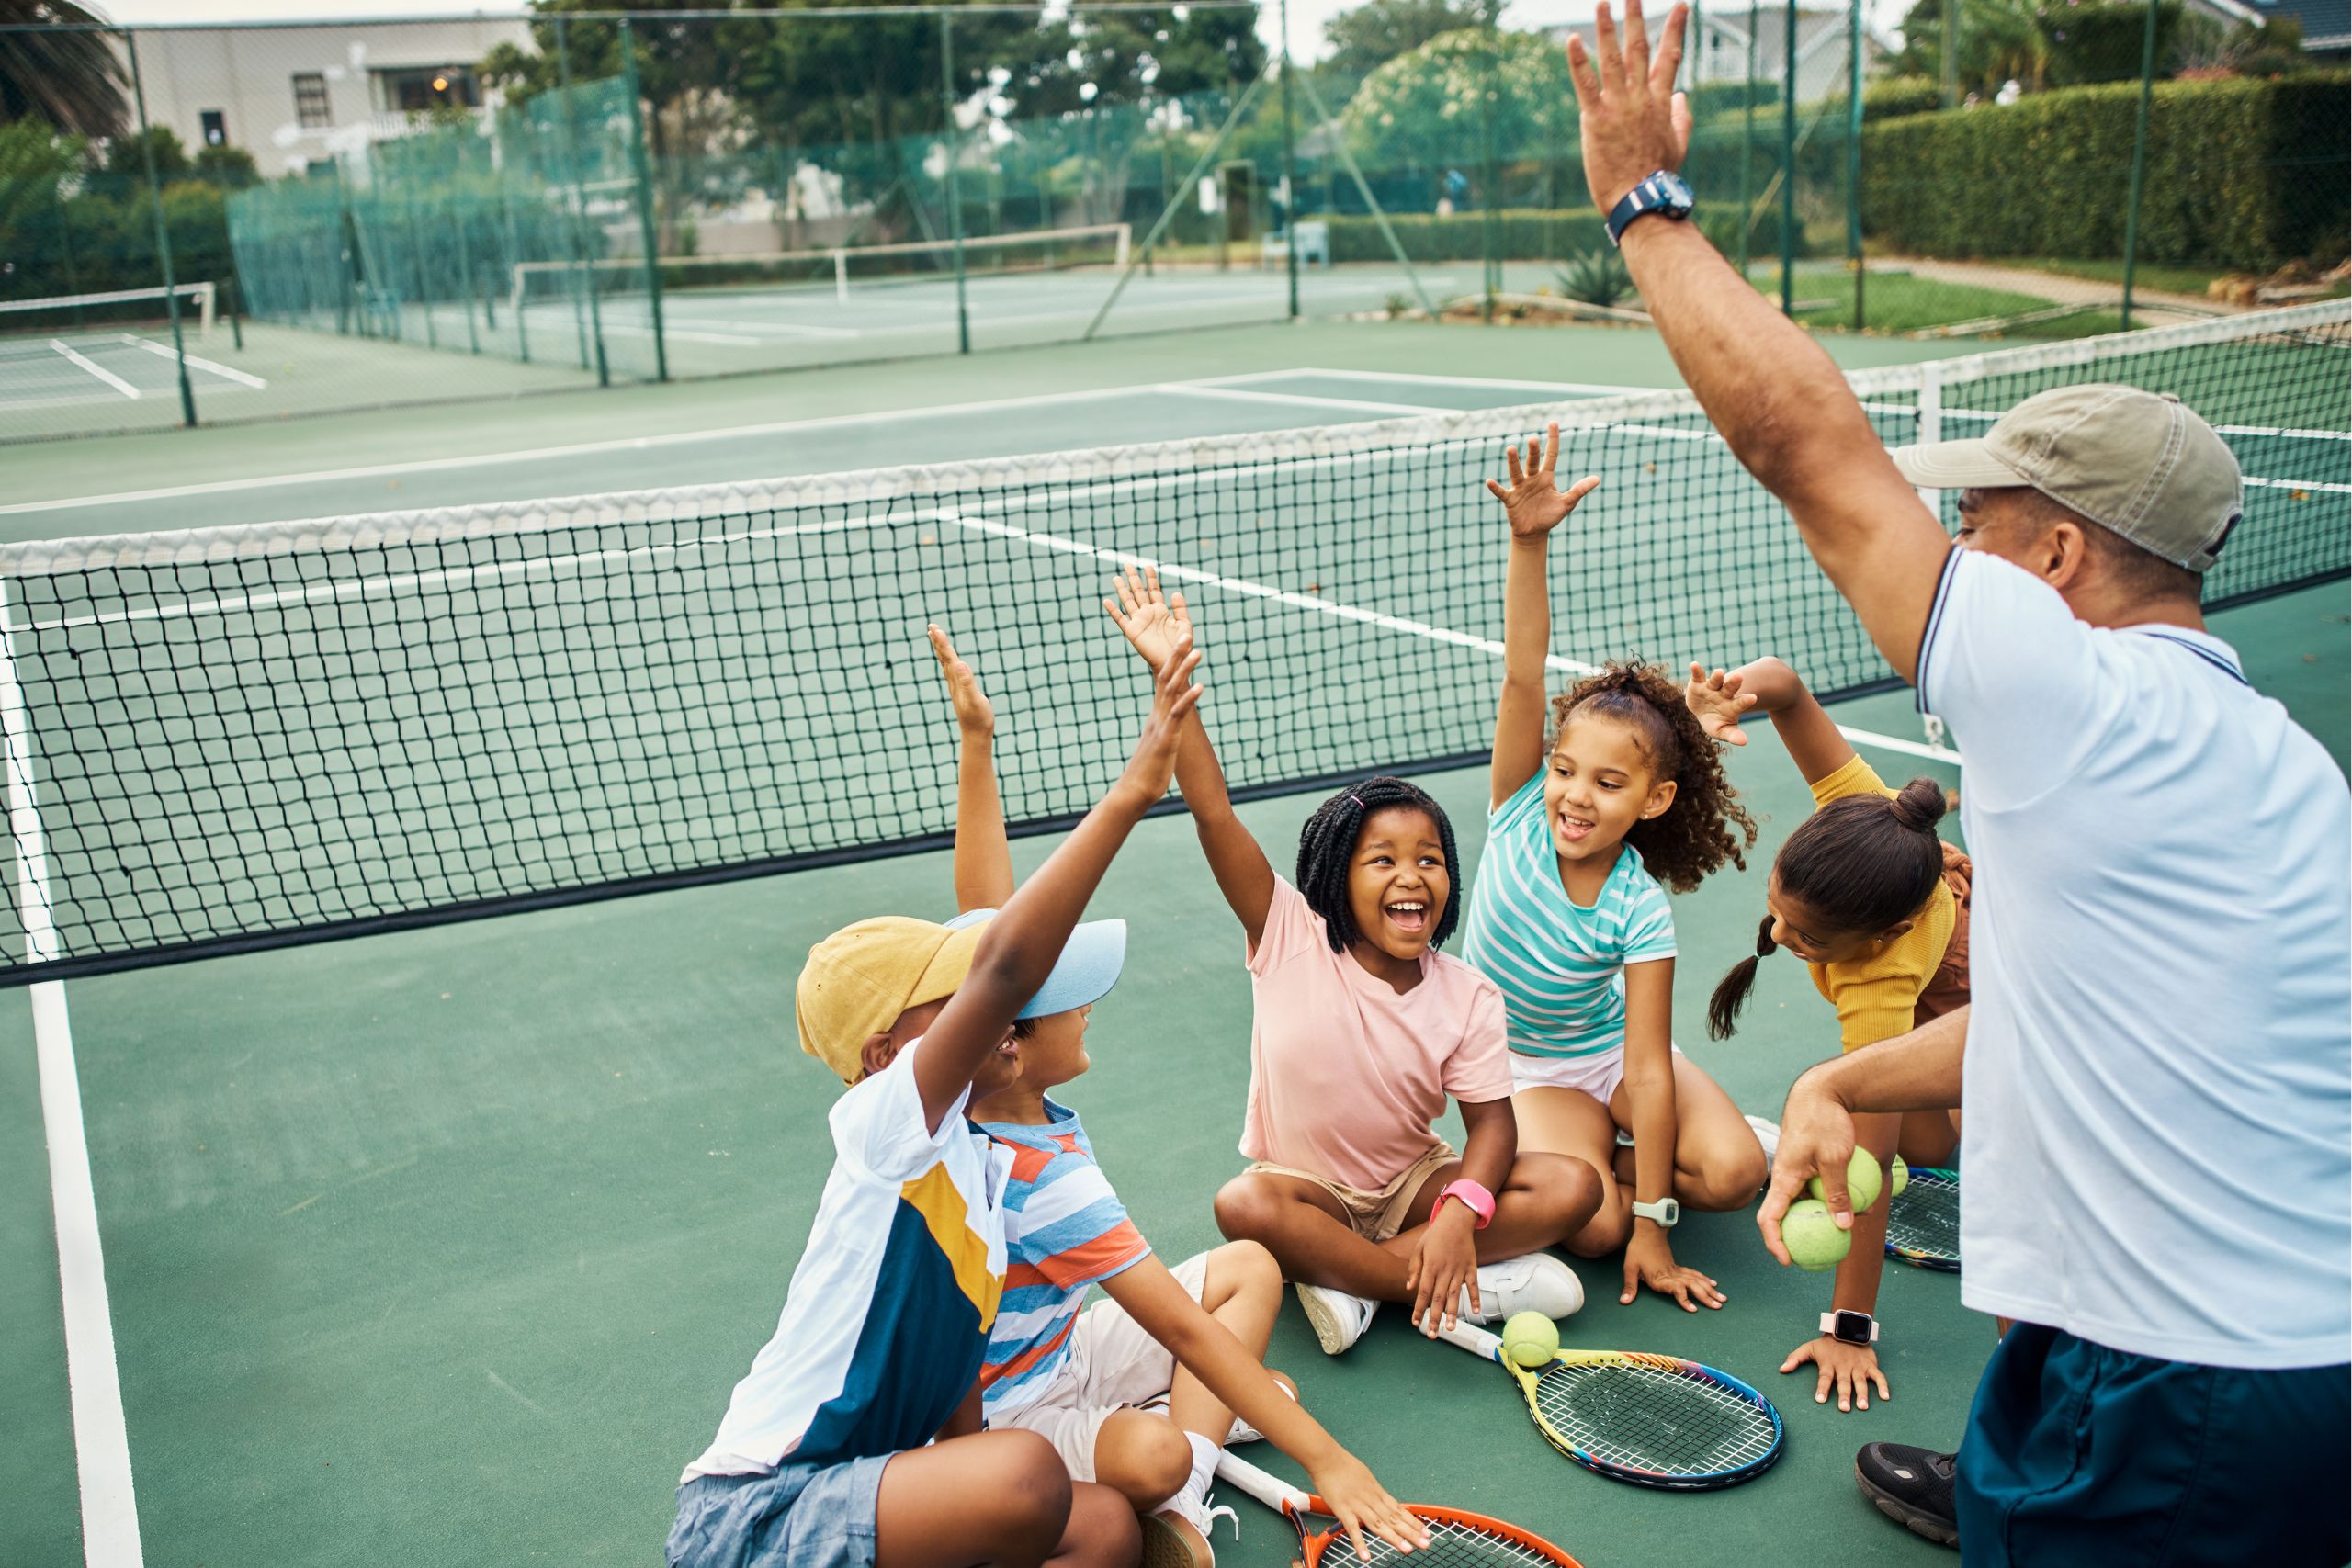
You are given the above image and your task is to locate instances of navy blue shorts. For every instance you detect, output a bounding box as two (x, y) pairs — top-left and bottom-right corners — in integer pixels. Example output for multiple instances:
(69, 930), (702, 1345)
(1958, 1322), (2350, 1567)
(667, 1452), (892, 1568)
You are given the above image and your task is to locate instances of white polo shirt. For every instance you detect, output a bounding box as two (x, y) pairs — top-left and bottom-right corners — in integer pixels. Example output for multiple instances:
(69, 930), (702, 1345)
(1918, 548), (2350, 1370)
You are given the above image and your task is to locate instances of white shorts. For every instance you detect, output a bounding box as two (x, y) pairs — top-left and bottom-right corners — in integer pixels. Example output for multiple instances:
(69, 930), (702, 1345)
(988, 1250), (1209, 1482)
(1508, 1044), (1687, 1107)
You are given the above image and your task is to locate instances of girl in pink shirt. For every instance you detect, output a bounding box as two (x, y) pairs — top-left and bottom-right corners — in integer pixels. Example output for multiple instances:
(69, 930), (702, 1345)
(1106, 568), (1600, 1357)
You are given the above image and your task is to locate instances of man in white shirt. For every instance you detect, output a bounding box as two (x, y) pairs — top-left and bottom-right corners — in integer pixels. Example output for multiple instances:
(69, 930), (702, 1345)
(1562, 6), (2350, 1562)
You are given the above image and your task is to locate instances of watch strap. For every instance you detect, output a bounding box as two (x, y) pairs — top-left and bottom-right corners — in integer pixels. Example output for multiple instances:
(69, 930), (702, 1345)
(1438, 1179), (1496, 1230)
(1604, 170), (1694, 248)
(1630, 1196), (1679, 1229)
(1821, 1311), (1881, 1343)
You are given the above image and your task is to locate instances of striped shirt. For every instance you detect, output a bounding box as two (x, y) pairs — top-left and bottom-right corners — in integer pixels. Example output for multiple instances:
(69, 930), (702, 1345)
(976, 1100), (1151, 1416)
(1462, 768), (1678, 1059)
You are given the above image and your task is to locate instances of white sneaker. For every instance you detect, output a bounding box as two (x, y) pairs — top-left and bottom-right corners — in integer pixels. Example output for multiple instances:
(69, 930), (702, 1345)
(1746, 1113), (1781, 1166)
(1224, 1370), (1295, 1445)
(1140, 1490), (1238, 1568)
(1294, 1282), (1378, 1355)
(1460, 1253), (1585, 1324)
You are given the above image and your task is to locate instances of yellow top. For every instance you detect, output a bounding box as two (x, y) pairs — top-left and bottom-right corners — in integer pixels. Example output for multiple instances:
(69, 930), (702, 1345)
(1804, 756), (1958, 1052)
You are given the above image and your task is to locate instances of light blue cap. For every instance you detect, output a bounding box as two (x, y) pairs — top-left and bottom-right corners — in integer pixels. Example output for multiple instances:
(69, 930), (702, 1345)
(944, 909), (1127, 1019)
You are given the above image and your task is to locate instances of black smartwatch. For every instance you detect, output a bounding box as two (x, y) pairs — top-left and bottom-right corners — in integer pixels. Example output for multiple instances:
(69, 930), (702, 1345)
(1603, 170), (1695, 248)
(1821, 1310), (1880, 1346)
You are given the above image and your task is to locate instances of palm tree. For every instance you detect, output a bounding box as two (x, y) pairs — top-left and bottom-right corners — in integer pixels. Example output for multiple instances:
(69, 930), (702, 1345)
(0, 0), (129, 141)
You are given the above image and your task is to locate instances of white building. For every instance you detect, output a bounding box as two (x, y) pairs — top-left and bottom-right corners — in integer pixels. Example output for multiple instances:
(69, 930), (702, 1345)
(1550, 7), (1891, 101)
(119, 19), (530, 175)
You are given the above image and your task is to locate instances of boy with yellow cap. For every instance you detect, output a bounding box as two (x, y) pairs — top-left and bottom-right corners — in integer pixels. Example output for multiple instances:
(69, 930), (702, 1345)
(666, 639), (1209, 1568)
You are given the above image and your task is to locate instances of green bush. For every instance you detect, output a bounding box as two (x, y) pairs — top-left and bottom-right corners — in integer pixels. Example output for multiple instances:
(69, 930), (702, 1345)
(1863, 76), (1944, 121)
(1321, 203), (1811, 264)
(1861, 73), (2349, 270)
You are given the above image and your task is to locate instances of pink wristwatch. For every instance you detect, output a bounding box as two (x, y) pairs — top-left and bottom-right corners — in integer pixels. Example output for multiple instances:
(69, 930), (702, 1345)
(1437, 1179), (1496, 1229)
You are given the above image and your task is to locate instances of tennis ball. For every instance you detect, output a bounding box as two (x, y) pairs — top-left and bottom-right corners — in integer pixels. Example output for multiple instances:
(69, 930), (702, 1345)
(1891, 1156), (1910, 1198)
(1501, 1311), (1560, 1368)
(1807, 1147), (1885, 1214)
(1781, 1199), (1853, 1272)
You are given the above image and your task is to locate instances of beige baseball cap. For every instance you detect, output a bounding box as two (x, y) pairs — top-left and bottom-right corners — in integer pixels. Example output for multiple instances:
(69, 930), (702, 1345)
(1891, 384), (2243, 571)
(795, 916), (984, 1085)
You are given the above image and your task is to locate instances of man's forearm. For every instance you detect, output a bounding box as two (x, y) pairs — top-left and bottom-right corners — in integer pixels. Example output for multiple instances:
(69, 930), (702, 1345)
(1615, 220), (1876, 504)
(1818, 1005), (1968, 1114)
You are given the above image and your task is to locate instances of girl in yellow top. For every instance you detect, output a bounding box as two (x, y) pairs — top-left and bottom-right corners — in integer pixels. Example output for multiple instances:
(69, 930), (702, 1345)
(1685, 658), (1971, 1415)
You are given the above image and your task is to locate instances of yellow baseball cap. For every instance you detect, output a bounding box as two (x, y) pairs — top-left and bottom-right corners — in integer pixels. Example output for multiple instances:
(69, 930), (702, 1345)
(795, 916), (986, 1085)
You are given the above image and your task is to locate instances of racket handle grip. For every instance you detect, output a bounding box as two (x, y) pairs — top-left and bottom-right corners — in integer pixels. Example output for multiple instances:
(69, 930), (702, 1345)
(1215, 1450), (1311, 1513)
(1436, 1319), (1505, 1360)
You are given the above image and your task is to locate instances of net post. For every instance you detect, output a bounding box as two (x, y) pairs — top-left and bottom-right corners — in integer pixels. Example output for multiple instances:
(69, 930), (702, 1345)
(1914, 360), (1943, 513)
(1279, 0), (1299, 321)
(618, 17), (670, 382)
(126, 32), (198, 429)
(553, 16), (611, 389)
(1081, 71), (1272, 342)
(1779, 0), (1798, 317)
(2119, 0), (2159, 332)
(941, 11), (971, 356)
(1478, 0), (1502, 324)
(1847, 0), (1864, 330)
(1739, 0), (1757, 278)
(1295, 71), (1439, 319)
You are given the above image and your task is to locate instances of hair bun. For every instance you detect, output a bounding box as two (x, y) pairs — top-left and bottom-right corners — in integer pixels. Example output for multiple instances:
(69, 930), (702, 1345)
(1890, 776), (1949, 833)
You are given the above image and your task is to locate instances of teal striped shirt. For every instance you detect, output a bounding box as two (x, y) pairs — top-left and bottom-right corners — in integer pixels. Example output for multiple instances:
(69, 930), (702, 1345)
(1461, 769), (1678, 1059)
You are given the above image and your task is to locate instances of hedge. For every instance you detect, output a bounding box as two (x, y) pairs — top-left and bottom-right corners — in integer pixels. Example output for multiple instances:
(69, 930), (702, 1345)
(1860, 73), (2349, 270)
(1320, 203), (1811, 264)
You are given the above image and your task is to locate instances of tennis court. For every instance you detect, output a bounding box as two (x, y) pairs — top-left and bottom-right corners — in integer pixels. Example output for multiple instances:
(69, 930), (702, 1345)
(4, 309), (2346, 1568)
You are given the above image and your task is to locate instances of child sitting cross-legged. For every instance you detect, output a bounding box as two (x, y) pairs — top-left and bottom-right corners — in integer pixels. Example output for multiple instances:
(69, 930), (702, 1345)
(927, 624), (1423, 1568)
(1101, 569), (1600, 1359)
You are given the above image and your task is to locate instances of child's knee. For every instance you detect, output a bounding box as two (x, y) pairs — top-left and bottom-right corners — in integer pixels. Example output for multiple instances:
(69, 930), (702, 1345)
(1212, 1175), (1286, 1243)
(1517, 1153), (1603, 1231)
(1566, 1191), (1630, 1257)
(985, 1429), (1074, 1546)
(1206, 1238), (1282, 1301)
(1681, 1145), (1770, 1211)
(1096, 1411), (1193, 1508)
(1062, 1481), (1143, 1567)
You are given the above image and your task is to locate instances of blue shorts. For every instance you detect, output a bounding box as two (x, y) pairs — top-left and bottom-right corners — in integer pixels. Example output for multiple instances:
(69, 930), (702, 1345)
(666, 1452), (892, 1568)
(1958, 1322), (2350, 1567)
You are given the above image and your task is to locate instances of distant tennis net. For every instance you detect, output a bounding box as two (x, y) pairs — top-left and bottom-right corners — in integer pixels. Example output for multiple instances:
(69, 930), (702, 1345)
(0, 303), (2342, 980)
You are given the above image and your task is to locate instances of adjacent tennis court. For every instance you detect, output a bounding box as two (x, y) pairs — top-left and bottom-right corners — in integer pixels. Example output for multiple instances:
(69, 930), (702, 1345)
(5, 309), (2346, 1568)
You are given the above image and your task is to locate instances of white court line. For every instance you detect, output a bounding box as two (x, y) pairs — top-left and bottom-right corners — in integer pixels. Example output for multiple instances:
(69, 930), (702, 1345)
(1197, 367), (1665, 397)
(118, 335), (267, 390)
(0, 381), (1204, 518)
(49, 341), (141, 400)
(0, 580), (145, 1567)
(1159, 383), (1453, 417)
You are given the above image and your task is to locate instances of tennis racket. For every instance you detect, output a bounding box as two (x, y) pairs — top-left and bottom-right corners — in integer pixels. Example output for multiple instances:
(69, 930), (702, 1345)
(1885, 1166), (1961, 1271)
(1213, 1450), (1587, 1566)
(1438, 1320), (1784, 1491)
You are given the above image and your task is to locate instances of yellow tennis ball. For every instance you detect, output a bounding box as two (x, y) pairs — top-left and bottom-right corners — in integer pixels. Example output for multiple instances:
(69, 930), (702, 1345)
(1501, 1310), (1559, 1367)
(1891, 1156), (1910, 1198)
(1807, 1147), (1885, 1213)
(1781, 1199), (1853, 1272)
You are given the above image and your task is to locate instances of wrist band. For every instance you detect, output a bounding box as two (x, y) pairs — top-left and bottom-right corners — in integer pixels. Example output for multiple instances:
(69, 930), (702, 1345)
(1437, 1179), (1496, 1229)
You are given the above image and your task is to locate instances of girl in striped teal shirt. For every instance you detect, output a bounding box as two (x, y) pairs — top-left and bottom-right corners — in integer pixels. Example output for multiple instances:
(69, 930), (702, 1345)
(1464, 424), (1767, 1313)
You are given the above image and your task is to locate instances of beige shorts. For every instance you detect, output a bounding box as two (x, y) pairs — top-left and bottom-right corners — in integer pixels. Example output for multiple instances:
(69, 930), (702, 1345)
(987, 1250), (1210, 1483)
(1242, 1140), (1458, 1244)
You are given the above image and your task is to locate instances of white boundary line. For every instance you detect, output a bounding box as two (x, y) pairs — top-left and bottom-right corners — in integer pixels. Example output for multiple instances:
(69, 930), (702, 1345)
(0, 581), (143, 1567)
(1158, 383), (1453, 417)
(1196, 367), (1668, 398)
(49, 342), (140, 400)
(118, 335), (267, 391)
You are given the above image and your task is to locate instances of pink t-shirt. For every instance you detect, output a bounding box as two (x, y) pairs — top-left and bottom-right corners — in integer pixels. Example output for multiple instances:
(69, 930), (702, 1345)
(1240, 876), (1516, 1192)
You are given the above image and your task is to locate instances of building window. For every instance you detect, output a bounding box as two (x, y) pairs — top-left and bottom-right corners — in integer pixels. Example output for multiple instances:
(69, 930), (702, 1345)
(292, 73), (331, 129)
(372, 65), (481, 115)
(199, 110), (227, 147)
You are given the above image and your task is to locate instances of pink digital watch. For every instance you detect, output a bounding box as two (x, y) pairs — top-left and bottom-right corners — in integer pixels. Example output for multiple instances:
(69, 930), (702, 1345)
(1437, 1179), (1496, 1229)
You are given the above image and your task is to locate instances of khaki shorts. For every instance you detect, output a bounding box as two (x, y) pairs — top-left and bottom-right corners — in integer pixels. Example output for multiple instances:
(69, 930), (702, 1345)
(1242, 1140), (1458, 1244)
(988, 1250), (1211, 1483)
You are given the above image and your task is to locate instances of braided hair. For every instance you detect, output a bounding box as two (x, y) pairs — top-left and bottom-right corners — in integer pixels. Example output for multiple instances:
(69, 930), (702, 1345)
(1551, 663), (1756, 895)
(1295, 775), (1462, 953)
(1707, 777), (1952, 1039)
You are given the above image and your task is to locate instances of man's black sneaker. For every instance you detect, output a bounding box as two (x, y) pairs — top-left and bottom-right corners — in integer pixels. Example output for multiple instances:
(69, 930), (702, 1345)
(1854, 1442), (1961, 1550)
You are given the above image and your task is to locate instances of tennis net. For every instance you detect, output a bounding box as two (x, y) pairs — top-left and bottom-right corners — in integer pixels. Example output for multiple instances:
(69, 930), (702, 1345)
(0, 302), (2342, 980)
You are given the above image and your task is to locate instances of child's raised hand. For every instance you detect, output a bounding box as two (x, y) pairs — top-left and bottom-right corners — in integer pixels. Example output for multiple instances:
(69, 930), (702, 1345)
(1684, 661), (1757, 747)
(1485, 422), (1601, 541)
(928, 624), (993, 737)
(1102, 563), (1193, 670)
(1113, 632), (1204, 812)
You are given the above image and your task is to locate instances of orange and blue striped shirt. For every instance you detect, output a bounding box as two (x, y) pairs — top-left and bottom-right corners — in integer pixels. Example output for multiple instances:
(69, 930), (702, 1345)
(976, 1100), (1150, 1416)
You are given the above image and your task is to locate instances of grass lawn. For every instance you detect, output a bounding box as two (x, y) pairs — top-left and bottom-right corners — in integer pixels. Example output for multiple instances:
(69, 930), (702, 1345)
(2028, 257), (2230, 296)
(1742, 269), (2125, 337)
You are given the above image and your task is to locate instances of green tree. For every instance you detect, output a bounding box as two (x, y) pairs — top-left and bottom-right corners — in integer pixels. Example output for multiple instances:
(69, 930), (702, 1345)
(1322, 0), (1488, 93)
(1890, 0), (2050, 96)
(0, 0), (127, 141)
(194, 143), (261, 189)
(1341, 27), (1576, 192)
(99, 124), (190, 181)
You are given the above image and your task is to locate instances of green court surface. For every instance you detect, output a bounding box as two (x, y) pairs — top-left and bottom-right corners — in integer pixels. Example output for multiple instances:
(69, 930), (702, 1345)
(3, 313), (2346, 1568)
